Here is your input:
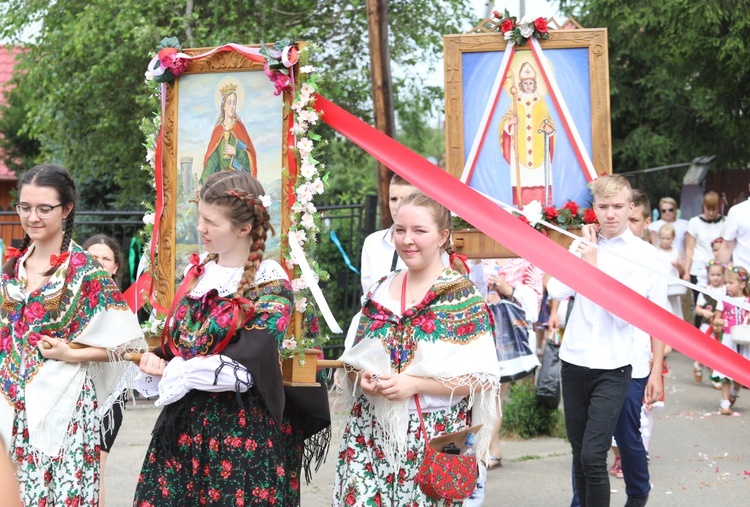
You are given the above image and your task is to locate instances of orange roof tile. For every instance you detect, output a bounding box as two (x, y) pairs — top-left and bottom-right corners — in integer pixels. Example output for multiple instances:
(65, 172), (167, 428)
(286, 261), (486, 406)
(0, 46), (22, 181)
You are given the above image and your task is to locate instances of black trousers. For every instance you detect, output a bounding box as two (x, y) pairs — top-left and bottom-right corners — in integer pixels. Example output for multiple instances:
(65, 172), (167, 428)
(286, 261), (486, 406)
(562, 361), (632, 507)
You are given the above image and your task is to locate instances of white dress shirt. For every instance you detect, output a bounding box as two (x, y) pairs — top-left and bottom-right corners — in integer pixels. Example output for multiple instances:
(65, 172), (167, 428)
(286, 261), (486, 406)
(548, 228), (669, 371)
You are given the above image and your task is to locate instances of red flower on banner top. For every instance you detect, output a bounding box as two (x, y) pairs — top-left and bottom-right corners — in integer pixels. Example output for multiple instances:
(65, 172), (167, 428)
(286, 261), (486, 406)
(259, 39), (298, 96)
(514, 199), (596, 234)
(147, 37), (189, 83)
(492, 9), (550, 46)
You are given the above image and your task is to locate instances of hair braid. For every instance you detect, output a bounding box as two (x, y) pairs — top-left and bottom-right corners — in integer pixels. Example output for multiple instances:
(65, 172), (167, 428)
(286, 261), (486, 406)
(443, 239), (468, 275)
(19, 234), (31, 252)
(40, 207), (75, 276)
(198, 171), (275, 299)
(233, 198), (272, 298)
(2, 234), (31, 278)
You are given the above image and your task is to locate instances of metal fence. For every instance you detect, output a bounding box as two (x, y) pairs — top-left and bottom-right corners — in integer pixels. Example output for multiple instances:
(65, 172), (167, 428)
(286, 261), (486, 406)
(315, 196), (378, 359)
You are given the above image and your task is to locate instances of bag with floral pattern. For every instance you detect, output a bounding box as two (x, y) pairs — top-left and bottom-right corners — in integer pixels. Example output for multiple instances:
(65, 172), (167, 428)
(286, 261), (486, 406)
(413, 395), (481, 500)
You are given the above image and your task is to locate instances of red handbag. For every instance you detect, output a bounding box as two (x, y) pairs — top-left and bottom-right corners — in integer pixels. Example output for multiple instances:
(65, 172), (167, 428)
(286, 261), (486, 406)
(412, 395), (481, 500)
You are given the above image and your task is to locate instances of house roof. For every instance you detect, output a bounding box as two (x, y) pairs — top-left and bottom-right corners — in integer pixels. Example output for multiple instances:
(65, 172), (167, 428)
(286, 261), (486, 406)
(0, 46), (22, 181)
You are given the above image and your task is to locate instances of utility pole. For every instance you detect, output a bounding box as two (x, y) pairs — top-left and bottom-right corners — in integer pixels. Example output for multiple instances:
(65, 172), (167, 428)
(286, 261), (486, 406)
(366, 0), (397, 228)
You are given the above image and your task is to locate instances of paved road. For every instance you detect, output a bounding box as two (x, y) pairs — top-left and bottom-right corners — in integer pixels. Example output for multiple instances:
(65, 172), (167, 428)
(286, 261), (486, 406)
(105, 352), (749, 506)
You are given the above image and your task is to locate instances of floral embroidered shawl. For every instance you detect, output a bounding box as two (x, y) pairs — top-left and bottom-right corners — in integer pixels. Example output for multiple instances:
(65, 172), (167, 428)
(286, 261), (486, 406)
(340, 268), (501, 463)
(0, 242), (145, 457)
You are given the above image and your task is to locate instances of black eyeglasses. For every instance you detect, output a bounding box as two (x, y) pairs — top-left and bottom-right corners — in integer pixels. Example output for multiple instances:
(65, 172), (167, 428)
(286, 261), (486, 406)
(15, 203), (63, 218)
(660, 207), (675, 213)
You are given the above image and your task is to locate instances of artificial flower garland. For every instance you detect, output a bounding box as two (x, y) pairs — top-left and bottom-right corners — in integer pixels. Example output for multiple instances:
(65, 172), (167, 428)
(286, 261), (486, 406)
(516, 199), (597, 232)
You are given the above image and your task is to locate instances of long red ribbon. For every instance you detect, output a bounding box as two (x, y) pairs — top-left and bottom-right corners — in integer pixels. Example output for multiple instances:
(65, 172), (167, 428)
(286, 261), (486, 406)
(149, 86), (168, 314)
(312, 94), (750, 387)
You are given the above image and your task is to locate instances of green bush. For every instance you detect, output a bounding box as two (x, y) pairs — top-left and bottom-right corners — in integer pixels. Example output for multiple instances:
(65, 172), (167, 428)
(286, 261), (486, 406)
(500, 379), (566, 439)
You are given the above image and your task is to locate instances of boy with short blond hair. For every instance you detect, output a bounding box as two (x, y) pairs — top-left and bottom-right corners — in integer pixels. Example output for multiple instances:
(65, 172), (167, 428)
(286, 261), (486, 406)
(548, 176), (668, 507)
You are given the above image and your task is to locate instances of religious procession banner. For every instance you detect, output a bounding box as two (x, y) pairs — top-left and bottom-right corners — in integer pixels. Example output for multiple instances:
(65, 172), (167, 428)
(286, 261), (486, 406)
(444, 13), (610, 210)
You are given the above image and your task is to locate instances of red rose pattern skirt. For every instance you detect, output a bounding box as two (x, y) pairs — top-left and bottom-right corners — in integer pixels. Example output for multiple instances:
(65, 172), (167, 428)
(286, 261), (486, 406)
(332, 395), (470, 507)
(133, 389), (289, 507)
(12, 375), (101, 506)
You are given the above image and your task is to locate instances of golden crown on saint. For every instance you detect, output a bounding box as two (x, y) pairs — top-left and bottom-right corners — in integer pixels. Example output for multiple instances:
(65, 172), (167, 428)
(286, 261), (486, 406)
(220, 82), (238, 96)
(519, 62), (537, 81)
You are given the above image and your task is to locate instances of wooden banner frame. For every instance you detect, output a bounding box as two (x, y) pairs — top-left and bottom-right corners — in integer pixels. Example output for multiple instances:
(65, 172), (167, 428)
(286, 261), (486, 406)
(443, 24), (611, 257)
(155, 47), (294, 309)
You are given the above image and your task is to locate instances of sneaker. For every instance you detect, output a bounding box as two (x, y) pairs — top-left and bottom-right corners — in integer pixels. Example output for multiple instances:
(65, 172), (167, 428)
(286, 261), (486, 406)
(720, 407), (732, 416)
(693, 363), (703, 383)
(609, 458), (624, 479)
(729, 393), (739, 407)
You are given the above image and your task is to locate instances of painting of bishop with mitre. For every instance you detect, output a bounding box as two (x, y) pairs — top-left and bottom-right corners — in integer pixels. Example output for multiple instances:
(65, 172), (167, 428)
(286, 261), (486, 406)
(499, 61), (556, 206)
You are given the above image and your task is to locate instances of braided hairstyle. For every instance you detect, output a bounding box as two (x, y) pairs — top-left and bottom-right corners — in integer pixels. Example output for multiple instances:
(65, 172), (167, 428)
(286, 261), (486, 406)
(199, 171), (274, 297)
(398, 193), (468, 275)
(15, 164), (77, 276)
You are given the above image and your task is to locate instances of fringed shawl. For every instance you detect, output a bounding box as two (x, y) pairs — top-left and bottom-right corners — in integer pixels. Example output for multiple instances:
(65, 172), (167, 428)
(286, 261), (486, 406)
(340, 268), (501, 465)
(0, 242), (145, 457)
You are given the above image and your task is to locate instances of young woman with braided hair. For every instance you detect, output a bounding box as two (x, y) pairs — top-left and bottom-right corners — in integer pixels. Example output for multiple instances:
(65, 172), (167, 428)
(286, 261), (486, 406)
(0, 164), (144, 506)
(134, 170), (297, 506)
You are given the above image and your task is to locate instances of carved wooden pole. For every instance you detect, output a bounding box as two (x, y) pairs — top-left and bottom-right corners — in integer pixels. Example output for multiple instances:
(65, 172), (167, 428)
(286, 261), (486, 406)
(366, 0), (397, 228)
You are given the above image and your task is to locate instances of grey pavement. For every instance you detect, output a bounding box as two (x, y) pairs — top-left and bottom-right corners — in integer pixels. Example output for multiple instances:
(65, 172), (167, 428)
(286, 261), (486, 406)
(105, 351), (749, 506)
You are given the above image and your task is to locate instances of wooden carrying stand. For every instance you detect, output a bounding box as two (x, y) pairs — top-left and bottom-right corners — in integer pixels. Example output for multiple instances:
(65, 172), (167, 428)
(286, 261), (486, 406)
(281, 311), (344, 386)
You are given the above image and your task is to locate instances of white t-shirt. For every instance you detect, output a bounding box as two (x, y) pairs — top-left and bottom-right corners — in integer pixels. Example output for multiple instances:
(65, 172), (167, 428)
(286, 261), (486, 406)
(722, 199), (750, 270)
(686, 215), (725, 276)
(649, 218), (689, 255)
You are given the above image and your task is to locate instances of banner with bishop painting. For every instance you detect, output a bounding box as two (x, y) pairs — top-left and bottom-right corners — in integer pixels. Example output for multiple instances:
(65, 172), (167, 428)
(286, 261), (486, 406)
(444, 20), (611, 210)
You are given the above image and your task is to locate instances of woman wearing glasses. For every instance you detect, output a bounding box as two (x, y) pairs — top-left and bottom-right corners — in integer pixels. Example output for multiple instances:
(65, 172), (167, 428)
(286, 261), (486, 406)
(648, 197), (689, 256)
(0, 164), (144, 506)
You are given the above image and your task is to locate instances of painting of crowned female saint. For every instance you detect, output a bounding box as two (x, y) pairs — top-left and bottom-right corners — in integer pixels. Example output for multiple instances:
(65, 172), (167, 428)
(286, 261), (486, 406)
(201, 82), (258, 182)
(500, 61), (555, 206)
(174, 72), (283, 273)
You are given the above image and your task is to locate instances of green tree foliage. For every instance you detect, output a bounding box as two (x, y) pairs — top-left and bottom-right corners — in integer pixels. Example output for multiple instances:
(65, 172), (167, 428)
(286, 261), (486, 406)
(0, 73), (40, 176)
(0, 0), (473, 208)
(561, 0), (750, 171)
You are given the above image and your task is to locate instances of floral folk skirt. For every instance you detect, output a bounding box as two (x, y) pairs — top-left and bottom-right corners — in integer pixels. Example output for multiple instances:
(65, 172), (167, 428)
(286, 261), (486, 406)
(11, 377), (101, 506)
(332, 395), (470, 507)
(133, 390), (288, 507)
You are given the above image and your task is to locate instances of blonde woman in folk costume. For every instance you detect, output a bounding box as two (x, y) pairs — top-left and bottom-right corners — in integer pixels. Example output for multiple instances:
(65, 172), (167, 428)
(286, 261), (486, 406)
(333, 194), (500, 506)
(201, 81), (258, 183)
(499, 61), (556, 206)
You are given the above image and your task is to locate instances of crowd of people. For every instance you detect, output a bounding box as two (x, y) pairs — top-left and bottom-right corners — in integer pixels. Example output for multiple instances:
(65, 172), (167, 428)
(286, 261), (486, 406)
(0, 164), (748, 507)
(343, 174), (749, 507)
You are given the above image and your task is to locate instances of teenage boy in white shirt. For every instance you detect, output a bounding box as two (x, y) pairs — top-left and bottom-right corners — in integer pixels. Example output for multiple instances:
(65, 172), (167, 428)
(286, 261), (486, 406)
(717, 183), (750, 269)
(359, 174), (418, 294)
(547, 176), (668, 507)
